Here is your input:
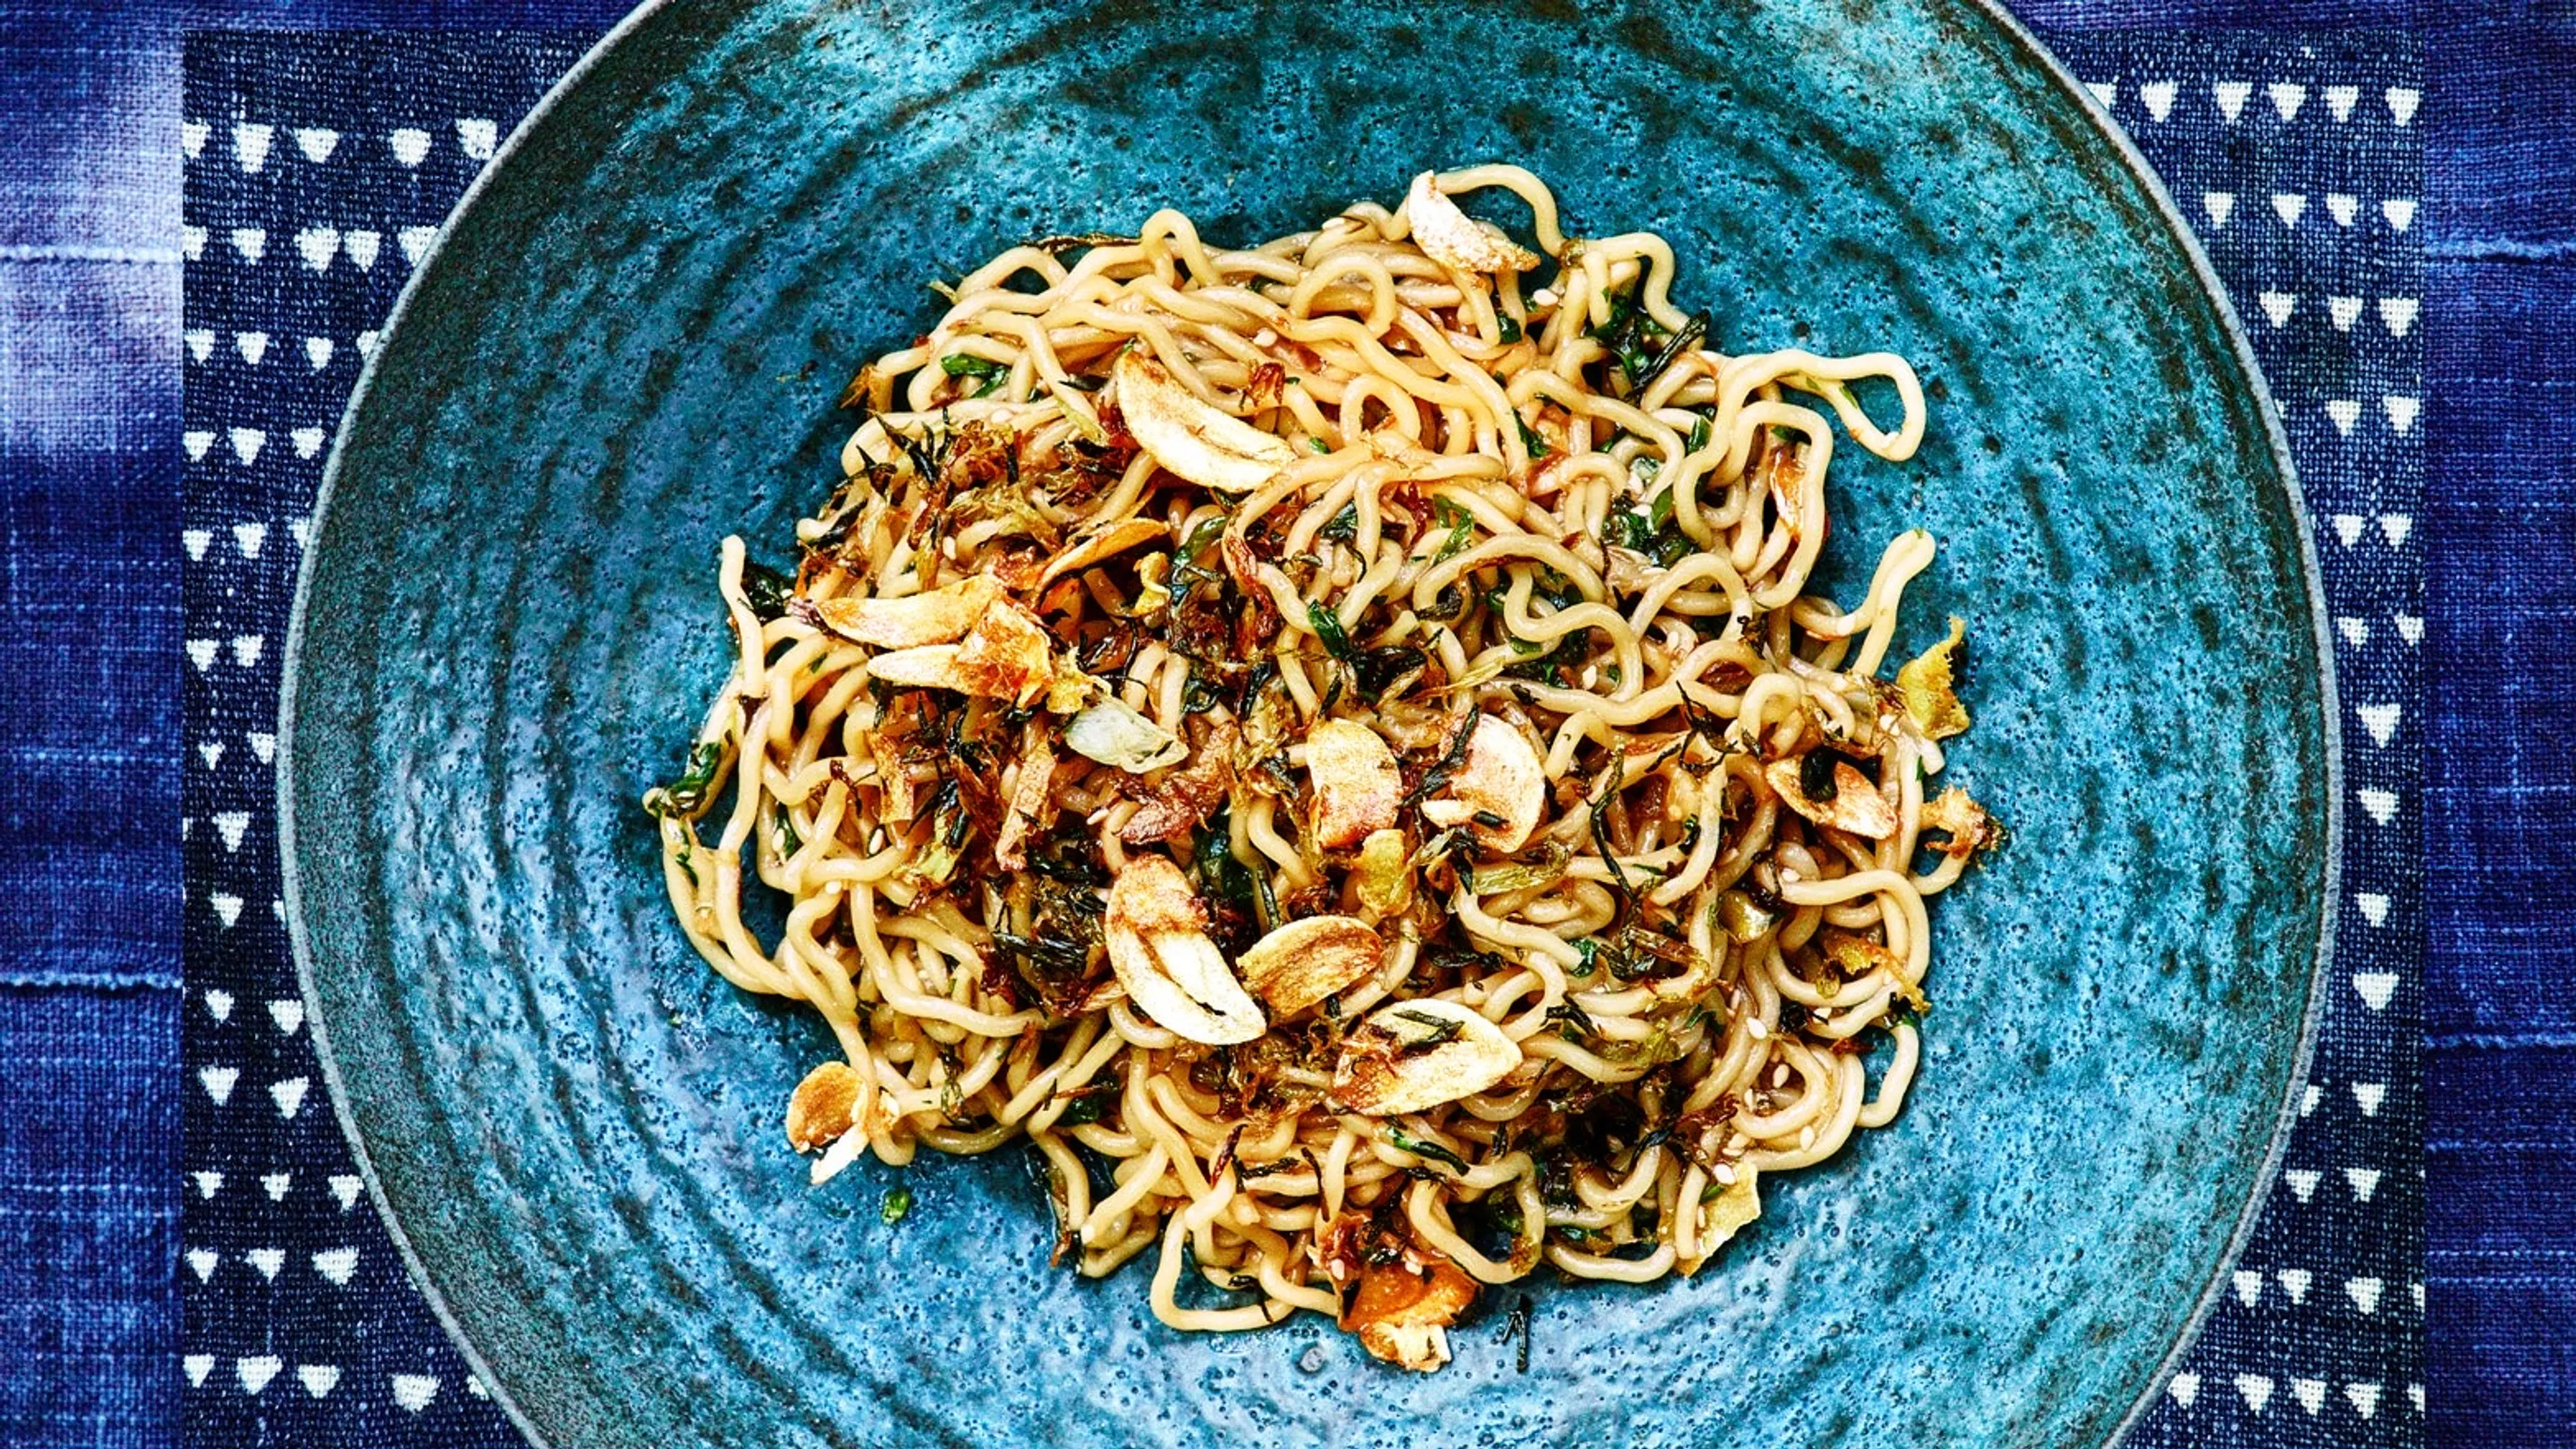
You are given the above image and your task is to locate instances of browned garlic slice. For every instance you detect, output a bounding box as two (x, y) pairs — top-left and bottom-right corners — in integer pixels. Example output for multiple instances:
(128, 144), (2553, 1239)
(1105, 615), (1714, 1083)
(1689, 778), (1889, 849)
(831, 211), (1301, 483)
(1304, 718), (1401, 851)
(1112, 348), (1294, 494)
(1237, 915), (1383, 1017)
(1342, 1256), (1479, 1373)
(1404, 172), (1540, 275)
(866, 643), (963, 690)
(813, 574), (1001, 647)
(786, 1061), (861, 1152)
(952, 601), (1053, 706)
(1037, 517), (1169, 590)
(1419, 714), (1545, 852)
(1328, 998), (1521, 1116)
(991, 729), (1057, 873)
(1763, 757), (1898, 841)
(1104, 855), (1266, 1045)
(1676, 1164), (1761, 1277)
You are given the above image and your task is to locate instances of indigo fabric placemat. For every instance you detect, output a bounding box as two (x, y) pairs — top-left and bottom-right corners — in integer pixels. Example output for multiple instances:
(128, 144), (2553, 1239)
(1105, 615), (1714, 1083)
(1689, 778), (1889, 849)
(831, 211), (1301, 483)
(178, 23), (2422, 1447)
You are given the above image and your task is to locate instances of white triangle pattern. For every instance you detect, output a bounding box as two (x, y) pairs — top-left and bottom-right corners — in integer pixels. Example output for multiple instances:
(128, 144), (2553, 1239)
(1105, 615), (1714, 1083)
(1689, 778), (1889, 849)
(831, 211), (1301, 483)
(313, 1246), (361, 1285)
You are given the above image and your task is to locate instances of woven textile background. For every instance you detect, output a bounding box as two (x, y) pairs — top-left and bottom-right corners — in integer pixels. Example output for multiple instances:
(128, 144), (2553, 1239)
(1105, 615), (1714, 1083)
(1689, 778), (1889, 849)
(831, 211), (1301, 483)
(168, 21), (2429, 1448)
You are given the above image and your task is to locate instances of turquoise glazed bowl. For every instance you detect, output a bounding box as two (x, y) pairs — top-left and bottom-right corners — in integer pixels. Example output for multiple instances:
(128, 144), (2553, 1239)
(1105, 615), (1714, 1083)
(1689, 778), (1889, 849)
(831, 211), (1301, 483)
(281, 1), (2333, 1446)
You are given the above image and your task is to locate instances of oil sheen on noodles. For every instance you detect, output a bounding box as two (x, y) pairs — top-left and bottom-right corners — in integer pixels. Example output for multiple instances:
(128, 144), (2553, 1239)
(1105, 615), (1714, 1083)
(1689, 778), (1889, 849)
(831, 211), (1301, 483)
(644, 166), (1997, 1373)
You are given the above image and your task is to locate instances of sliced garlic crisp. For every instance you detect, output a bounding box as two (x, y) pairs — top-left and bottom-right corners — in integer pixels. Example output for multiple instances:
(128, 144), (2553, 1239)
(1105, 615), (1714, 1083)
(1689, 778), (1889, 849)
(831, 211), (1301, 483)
(786, 1061), (861, 1152)
(1343, 1257), (1479, 1373)
(1763, 757), (1897, 841)
(1237, 915), (1383, 1018)
(1037, 517), (1169, 590)
(952, 601), (1053, 706)
(814, 574), (1002, 647)
(1420, 714), (1545, 853)
(866, 643), (963, 690)
(1112, 347), (1295, 494)
(1104, 855), (1266, 1045)
(1328, 998), (1521, 1116)
(1403, 172), (1540, 276)
(1304, 718), (1401, 851)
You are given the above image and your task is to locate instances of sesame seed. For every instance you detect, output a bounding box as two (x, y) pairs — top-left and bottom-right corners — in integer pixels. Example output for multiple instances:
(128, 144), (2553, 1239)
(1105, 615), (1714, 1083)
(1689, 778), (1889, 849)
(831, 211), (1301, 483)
(1747, 1017), (1769, 1040)
(1713, 1164), (1737, 1185)
(1799, 1124), (1817, 1150)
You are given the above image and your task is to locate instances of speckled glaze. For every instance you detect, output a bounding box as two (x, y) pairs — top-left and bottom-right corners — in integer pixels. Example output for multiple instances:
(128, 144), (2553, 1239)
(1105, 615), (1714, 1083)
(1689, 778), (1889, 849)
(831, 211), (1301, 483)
(280, 2), (2333, 1446)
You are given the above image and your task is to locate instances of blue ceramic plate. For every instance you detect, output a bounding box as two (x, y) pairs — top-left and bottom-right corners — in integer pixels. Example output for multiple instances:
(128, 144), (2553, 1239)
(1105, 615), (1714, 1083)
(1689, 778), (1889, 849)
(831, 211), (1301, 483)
(282, 2), (2333, 1446)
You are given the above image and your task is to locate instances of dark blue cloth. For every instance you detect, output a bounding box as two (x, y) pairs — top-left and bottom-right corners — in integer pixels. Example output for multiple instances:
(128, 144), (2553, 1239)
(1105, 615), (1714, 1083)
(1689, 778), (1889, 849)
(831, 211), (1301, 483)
(2416, 15), (2576, 1445)
(3, 3), (2565, 1446)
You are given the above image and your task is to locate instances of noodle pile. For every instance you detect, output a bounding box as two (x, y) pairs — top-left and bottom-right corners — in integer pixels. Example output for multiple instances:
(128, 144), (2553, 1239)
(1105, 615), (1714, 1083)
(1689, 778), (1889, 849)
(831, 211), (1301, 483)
(645, 166), (1996, 1371)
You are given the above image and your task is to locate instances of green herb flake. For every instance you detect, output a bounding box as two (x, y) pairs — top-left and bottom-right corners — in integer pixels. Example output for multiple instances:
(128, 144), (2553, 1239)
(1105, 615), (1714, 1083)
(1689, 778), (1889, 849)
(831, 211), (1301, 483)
(1386, 1126), (1470, 1173)
(880, 1187), (914, 1226)
(739, 559), (796, 621)
(1385, 1007), (1466, 1048)
(939, 353), (1010, 398)
(1497, 313), (1523, 345)
(1514, 412), (1552, 460)
(1305, 601), (1359, 663)
(643, 740), (727, 819)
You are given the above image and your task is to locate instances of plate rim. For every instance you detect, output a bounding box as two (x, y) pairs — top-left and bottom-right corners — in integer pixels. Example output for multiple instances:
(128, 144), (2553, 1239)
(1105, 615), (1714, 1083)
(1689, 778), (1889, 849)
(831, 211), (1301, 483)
(274, 5), (2342, 1444)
